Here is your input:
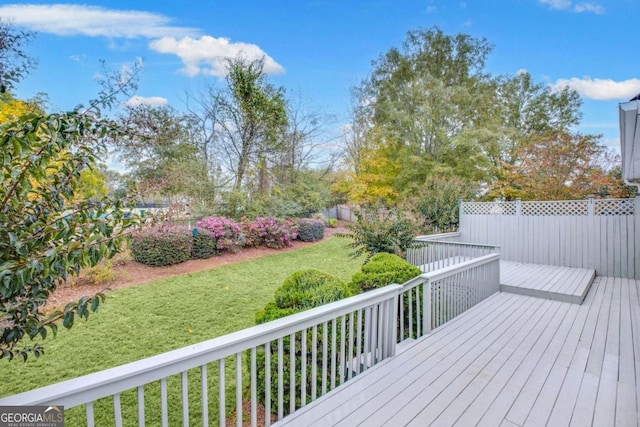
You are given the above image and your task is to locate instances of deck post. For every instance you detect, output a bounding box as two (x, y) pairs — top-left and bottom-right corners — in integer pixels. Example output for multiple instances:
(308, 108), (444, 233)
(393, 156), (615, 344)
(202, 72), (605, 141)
(515, 198), (521, 216)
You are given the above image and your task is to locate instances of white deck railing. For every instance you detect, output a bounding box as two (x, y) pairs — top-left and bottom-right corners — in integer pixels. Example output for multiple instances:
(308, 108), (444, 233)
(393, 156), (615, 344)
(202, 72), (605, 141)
(407, 237), (500, 274)
(0, 286), (400, 427)
(399, 253), (500, 340)
(0, 250), (502, 426)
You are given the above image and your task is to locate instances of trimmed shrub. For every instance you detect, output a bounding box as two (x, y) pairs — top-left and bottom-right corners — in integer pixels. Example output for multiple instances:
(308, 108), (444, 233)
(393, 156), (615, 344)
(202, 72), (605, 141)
(130, 225), (192, 266)
(241, 216), (298, 249)
(194, 216), (243, 253)
(297, 219), (325, 242)
(327, 218), (338, 228)
(254, 269), (356, 416)
(191, 227), (217, 259)
(351, 252), (421, 292)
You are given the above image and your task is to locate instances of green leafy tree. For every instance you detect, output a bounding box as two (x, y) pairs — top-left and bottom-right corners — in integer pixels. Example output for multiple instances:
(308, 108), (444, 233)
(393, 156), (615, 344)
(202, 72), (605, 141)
(0, 110), (141, 360)
(0, 20), (35, 93)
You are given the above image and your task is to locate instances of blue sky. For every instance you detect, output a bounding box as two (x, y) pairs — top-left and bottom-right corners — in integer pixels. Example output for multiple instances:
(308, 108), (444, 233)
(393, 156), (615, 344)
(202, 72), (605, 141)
(2, 0), (639, 156)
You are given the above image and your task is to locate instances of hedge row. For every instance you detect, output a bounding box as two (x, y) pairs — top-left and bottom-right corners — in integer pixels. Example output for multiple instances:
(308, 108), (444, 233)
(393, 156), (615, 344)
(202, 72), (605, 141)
(131, 216), (326, 267)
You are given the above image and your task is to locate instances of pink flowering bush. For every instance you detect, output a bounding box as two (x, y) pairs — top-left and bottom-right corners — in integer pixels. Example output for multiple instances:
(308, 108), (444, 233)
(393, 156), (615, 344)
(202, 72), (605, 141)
(241, 216), (298, 249)
(194, 216), (244, 253)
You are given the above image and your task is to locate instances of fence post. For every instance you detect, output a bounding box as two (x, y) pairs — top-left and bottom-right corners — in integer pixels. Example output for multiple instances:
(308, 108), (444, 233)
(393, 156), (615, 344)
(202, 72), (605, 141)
(588, 195), (595, 216)
(515, 198), (521, 216)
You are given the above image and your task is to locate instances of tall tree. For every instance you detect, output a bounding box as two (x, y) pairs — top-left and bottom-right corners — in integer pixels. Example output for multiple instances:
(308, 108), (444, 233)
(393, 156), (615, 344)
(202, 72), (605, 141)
(200, 57), (288, 194)
(0, 20), (35, 93)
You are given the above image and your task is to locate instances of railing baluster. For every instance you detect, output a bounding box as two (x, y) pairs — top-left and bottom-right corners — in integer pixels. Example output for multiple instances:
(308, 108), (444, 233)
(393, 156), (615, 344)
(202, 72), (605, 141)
(277, 338), (283, 420)
(251, 347), (257, 427)
(355, 310), (362, 375)
(301, 328), (307, 407)
(182, 371), (189, 427)
(265, 343), (271, 427)
(86, 402), (95, 427)
(201, 365), (208, 427)
(161, 378), (168, 427)
(322, 322), (328, 393)
(347, 312), (354, 380)
(137, 385), (145, 427)
(236, 353), (242, 427)
(363, 308), (370, 371)
(340, 316), (346, 384)
(408, 290), (413, 339)
(113, 393), (123, 427)
(330, 318), (337, 389)
(415, 287), (421, 337)
(289, 332), (295, 415)
(218, 359), (225, 427)
(311, 325), (317, 399)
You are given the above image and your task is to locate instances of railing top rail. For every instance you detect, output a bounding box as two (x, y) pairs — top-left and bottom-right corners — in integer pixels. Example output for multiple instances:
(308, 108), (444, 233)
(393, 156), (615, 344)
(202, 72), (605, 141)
(412, 240), (501, 249)
(414, 232), (461, 241)
(0, 284), (402, 407)
(402, 253), (500, 291)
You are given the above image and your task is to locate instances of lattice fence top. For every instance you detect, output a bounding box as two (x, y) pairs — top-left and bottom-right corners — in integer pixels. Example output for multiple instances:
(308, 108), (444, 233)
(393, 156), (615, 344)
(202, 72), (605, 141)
(461, 198), (636, 216)
(521, 200), (588, 216)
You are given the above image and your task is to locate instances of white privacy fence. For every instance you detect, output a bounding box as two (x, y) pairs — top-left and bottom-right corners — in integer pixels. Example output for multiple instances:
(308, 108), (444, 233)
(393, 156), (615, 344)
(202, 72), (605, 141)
(460, 197), (640, 279)
(0, 255), (502, 426)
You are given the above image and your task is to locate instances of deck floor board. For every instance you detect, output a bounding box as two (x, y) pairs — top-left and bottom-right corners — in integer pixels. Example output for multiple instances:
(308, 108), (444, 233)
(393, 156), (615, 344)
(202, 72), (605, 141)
(275, 275), (640, 427)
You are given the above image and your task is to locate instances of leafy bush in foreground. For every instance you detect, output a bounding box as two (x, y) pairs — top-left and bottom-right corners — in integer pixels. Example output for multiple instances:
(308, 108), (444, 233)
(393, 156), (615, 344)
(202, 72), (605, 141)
(191, 227), (217, 259)
(254, 269), (356, 416)
(130, 225), (193, 266)
(350, 252), (421, 292)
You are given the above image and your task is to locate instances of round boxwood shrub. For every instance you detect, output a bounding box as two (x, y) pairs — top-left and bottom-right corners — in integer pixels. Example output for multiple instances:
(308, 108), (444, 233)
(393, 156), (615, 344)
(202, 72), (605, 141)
(191, 227), (217, 259)
(130, 225), (192, 266)
(351, 252), (421, 292)
(253, 269), (356, 416)
(297, 219), (325, 242)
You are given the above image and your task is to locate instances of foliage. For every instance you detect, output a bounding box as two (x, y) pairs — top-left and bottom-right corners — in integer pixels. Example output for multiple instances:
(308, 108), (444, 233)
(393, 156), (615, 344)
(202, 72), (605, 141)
(0, 20), (35, 93)
(241, 216), (297, 249)
(297, 219), (325, 242)
(407, 175), (474, 232)
(254, 269), (356, 415)
(488, 131), (625, 200)
(328, 218), (338, 228)
(350, 253), (421, 292)
(73, 259), (116, 286)
(191, 227), (217, 259)
(0, 109), (141, 360)
(339, 207), (421, 262)
(130, 226), (193, 266)
(194, 216), (243, 253)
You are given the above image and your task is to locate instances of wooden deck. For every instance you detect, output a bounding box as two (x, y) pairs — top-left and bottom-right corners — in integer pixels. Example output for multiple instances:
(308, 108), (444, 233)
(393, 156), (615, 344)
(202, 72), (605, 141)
(276, 276), (640, 426)
(500, 261), (596, 304)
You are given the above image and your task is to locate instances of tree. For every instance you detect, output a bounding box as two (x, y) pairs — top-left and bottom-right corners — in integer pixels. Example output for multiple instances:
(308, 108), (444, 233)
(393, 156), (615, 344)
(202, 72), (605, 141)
(114, 104), (213, 204)
(488, 130), (622, 200)
(0, 110), (141, 360)
(0, 20), (36, 93)
(198, 57), (288, 194)
(0, 49), (142, 360)
(346, 27), (496, 203)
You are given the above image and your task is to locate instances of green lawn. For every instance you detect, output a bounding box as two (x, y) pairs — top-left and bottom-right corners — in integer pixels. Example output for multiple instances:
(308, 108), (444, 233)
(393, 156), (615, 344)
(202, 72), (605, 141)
(0, 236), (363, 424)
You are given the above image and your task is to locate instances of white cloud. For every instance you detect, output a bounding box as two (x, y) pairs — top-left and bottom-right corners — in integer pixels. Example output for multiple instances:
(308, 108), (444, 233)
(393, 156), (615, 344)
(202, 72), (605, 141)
(0, 4), (197, 38)
(550, 77), (640, 100)
(125, 95), (169, 107)
(149, 36), (285, 77)
(539, 0), (604, 14)
(516, 68), (528, 76)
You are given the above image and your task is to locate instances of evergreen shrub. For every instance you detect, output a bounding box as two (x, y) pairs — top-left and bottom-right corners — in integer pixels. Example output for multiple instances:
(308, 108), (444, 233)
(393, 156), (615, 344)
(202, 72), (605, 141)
(297, 219), (325, 242)
(350, 252), (421, 292)
(130, 225), (192, 266)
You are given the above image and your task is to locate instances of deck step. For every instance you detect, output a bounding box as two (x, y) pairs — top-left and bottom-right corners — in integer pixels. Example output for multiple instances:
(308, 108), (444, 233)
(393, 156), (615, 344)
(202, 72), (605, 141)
(499, 261), (595, 304)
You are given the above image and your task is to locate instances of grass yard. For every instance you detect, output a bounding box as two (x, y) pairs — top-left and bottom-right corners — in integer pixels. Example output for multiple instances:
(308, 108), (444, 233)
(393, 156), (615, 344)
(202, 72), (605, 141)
(0, 236), (363, 424)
